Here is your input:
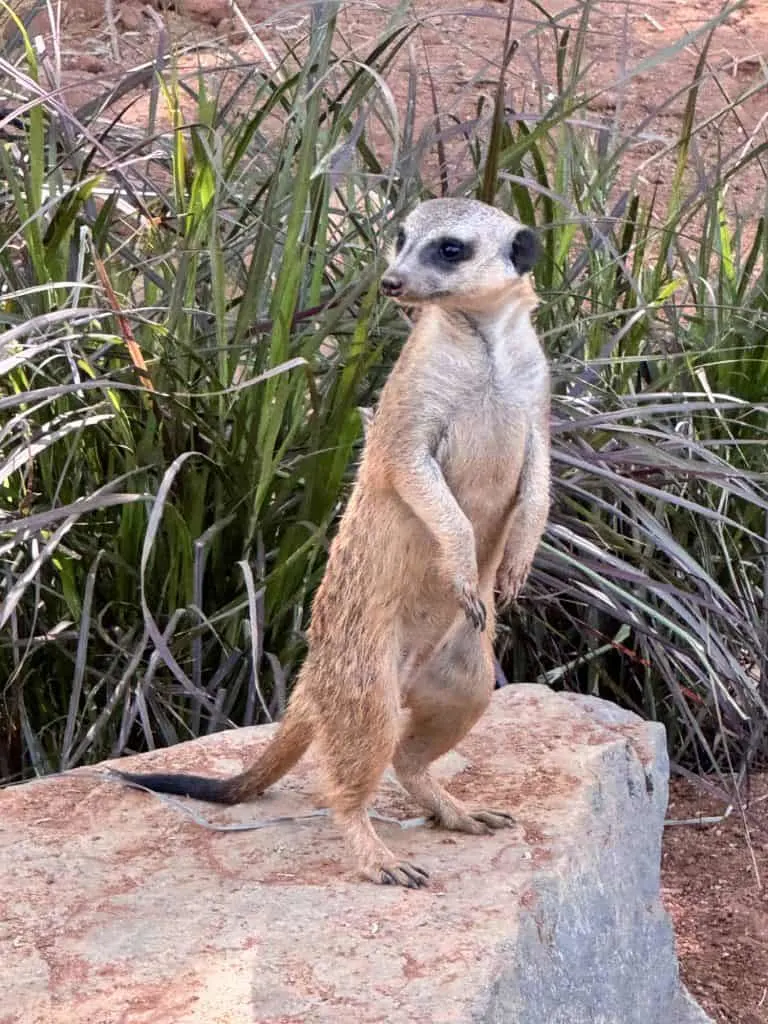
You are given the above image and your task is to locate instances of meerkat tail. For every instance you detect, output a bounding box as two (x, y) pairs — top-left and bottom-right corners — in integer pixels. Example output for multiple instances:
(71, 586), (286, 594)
(112, 709), (313, 804)
(113, 767), (244, 803)
(231, 710), (313, 799)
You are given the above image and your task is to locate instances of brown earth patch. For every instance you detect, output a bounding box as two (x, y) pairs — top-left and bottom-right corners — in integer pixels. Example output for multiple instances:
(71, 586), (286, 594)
(662, 773), (768, 1024)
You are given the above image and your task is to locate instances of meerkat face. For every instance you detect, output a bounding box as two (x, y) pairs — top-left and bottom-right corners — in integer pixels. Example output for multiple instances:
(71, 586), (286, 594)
(380, 198), (540, 312)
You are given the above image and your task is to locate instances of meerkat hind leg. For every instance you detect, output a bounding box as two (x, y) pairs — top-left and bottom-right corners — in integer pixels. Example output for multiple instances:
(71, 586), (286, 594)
(334, 806), (429, 888)
(394, 631), (516, 835)
(315, 691), (430, 888)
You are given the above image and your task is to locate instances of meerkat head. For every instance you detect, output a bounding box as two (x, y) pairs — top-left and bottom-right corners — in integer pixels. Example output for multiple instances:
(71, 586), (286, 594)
(381, 198), (540, 314)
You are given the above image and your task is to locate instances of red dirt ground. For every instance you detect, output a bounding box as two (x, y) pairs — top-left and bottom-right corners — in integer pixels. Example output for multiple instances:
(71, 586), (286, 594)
(664, 773), (768, 1024)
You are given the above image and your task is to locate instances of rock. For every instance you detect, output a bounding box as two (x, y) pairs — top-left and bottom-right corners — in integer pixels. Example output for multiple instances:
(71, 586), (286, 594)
(672, 986), (718, 1024)
(117, 3), (145, 32)
(0, 684), (711, 1024)
(221, 16), (247, 45)
(62, 0), (106, 26)
(63, 54), (107, 74)
(176, 0), (229, 28)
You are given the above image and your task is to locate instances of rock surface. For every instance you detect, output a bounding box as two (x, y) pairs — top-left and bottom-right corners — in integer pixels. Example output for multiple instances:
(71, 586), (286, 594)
(0, 684), (711, 1024)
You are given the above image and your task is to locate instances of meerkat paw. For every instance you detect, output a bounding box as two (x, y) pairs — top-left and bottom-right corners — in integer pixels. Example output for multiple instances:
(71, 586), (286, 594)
(467, 809), (516, 830)
(496, 559), (533, 607)
(455, 578), (487, 631)
(363, 859), (430, 889)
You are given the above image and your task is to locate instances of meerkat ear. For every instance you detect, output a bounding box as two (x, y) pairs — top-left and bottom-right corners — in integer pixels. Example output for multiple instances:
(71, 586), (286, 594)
(510, 227), (540, 275)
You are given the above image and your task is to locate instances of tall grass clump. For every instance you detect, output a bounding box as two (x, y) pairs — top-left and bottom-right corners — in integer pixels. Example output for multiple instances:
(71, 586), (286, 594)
(1, 0), (766, 785)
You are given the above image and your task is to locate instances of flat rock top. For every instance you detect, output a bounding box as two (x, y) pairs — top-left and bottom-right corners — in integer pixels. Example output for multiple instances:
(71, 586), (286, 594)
(0, 685), (662, 1024)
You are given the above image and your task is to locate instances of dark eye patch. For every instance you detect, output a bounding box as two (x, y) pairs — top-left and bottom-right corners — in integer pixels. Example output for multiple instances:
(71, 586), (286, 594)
(510, 227), (540, 275)
(395, 227), (406, 253)
(421, 236), (475, 268)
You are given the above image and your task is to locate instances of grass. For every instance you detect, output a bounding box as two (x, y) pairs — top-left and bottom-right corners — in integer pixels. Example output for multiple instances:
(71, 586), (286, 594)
(1, 0), (766, 785)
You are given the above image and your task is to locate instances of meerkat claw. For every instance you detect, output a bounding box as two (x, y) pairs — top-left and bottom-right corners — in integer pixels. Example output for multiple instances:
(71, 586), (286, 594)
(457, 582), (487, 631)
(470, 810), (516, 829)
(379, 862), (430, 888)
(427, 806), (516, 834)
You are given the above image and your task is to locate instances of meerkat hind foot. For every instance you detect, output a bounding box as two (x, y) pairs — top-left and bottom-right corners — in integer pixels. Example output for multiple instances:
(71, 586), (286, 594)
(335, 804), (429, 888)
(429, 807), (516, 834)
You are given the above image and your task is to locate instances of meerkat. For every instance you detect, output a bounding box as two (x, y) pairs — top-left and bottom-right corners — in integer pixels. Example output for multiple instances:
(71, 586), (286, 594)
(113, 197), (551, 888)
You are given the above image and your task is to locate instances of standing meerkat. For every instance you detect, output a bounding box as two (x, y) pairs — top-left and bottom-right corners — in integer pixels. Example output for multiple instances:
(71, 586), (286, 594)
(114, 198), (551, 888)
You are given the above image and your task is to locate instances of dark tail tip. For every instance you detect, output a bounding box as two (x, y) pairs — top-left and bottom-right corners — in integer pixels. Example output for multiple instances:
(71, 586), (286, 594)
(110, 768), (241, 805)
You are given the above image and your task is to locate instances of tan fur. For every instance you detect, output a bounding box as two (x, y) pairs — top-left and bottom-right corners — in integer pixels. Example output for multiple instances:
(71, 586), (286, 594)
(228, 198), (551, 885)
(119, 198), (551, 888)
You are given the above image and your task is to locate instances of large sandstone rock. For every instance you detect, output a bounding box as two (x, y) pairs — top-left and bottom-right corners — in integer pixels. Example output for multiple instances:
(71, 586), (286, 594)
(0, 684), (710, 1024)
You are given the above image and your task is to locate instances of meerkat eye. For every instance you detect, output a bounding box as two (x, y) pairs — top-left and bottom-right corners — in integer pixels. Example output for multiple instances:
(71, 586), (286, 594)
(437, 238), (468, 263)
(421, 236), (475, 268)
(395, 227), (406, 253)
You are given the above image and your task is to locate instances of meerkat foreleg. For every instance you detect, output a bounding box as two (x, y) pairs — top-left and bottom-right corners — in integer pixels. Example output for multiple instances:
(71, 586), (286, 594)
(394, 625), (516, 835)
(496, 420), (550, 605)
(389, 453), (487, 630)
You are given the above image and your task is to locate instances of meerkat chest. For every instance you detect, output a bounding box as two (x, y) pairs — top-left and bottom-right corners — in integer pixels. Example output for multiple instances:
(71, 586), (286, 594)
(435, 337), (544, 517)
(439, 391), (527, 491)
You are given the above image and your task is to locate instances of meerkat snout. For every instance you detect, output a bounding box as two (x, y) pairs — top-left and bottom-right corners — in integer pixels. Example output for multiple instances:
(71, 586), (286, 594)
(380, 273), (404, 297)
(382, 198), (540, 310)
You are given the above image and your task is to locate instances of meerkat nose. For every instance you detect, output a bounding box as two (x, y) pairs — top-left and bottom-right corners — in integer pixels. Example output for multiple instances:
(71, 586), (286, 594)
(381, 275), (404, 297)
